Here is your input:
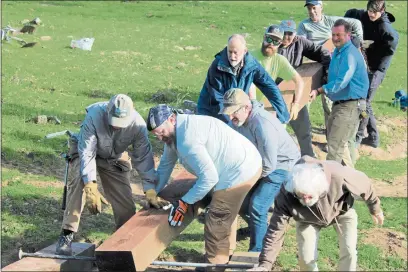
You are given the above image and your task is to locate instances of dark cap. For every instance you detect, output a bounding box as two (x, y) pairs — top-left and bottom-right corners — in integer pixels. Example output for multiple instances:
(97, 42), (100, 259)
(304, 0), (323, 7)
(146, 104), (174, 131)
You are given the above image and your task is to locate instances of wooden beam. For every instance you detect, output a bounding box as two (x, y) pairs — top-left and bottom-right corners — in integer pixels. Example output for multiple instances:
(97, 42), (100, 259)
(262, 62), (323, 112)
(2, 243), (95, 272)
(95, 170), (197, 272)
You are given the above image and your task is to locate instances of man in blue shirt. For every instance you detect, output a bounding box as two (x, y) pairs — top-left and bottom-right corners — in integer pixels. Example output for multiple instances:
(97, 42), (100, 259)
(310, 19), (369, 167)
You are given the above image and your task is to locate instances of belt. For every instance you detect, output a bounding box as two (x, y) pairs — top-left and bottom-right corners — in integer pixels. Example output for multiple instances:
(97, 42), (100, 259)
(333, 99), (360, 105)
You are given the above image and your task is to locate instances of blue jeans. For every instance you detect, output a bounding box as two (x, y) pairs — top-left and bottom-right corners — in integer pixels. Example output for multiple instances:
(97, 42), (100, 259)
(240, 169), (289, 252)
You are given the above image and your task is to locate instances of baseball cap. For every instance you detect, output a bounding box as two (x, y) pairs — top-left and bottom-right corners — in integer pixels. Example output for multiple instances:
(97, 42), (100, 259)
(304, 0), (322, 7)
(219, 88), (250, 115)
(146, 104), (174, 131)
(107, 94), (134, 128)
(265, 24), (284, 40)
(280, 20), (297, 33)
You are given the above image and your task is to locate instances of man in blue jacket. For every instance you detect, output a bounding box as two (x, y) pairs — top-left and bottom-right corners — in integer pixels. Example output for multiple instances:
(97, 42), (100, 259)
(197, 34), (289, 124)
(345, 0), (399, 148)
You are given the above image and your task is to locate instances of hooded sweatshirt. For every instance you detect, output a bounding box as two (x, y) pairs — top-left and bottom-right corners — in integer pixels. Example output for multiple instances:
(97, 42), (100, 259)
(258, 155), (382, 270)
(232, 100), (300, 178)
(344, 9), (399, 73)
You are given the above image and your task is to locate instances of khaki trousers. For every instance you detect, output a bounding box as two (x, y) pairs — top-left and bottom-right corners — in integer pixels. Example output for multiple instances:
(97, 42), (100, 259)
(296, 209), (358, 271)
(326, 101), (360, 168)
(62, 153), (135, 232)
(159, 168), (261, 269)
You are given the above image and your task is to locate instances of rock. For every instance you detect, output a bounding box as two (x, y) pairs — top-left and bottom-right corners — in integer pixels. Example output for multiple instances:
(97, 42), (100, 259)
(40, 36), (52, 41)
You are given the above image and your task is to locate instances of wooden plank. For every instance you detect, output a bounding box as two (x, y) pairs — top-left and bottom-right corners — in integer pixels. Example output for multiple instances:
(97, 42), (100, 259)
(262, 62), (323, 112)
(2, 243), (95, 272)
(95, 170), (197, 272)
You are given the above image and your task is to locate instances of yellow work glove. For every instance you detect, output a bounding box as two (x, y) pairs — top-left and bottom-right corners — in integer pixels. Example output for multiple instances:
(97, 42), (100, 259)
(83, 181), (109, 215)
(290, 102), (301, 121)
(145, 189), (170, 209)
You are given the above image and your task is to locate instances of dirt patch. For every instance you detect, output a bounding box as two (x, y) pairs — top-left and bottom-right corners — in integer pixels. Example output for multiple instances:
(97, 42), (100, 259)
(361, 228), (407, 260)
(372, 176), (407, 198)
(359, 142), (407, 160)
(22, 180), (64, 188)
(380, 116), (407, 128)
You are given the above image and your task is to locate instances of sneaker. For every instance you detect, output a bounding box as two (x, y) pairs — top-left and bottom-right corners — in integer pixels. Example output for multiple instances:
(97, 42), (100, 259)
(56, 231), (74, 256)
(361, 137), (379, 148)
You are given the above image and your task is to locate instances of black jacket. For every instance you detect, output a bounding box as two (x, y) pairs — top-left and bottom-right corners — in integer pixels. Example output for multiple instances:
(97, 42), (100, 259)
(278, 36), (331, 70)
(344, 9), (399, 73)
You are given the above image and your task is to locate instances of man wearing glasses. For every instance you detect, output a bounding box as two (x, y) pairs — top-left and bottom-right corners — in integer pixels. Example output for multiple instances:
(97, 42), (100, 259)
(250, 24), (316, 158)
(249, 155), (384, 271)
(197, 34), (290, 125)
(220, 88), (300, 252)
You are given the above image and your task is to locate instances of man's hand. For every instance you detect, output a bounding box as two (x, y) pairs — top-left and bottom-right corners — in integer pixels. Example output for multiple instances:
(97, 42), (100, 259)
(145, 189), (170, 209)
(168, 199), (188, 227)
(309, 90), (319, 102)
(372, 211), (384, 225)
(289, 102), (300, 121)
(83, 181), (109, 215)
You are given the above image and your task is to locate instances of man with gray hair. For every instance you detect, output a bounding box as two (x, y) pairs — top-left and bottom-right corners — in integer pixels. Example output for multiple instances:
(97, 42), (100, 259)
(197, 34), (289, 125)
(220, 88), (300, 252)
(249, 155), (384, 271)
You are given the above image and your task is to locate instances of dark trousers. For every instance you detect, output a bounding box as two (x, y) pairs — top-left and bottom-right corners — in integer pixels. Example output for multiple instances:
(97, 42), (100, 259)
(356, 71), (385, 143)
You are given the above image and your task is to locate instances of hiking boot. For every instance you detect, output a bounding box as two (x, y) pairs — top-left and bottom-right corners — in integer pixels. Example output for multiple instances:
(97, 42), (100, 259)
(56, 231), (74, 256)
(361, 136), (379, 148)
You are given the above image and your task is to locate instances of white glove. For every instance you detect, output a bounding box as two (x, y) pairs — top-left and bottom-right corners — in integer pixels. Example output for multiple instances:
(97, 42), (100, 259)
(362, 40), (374, 49)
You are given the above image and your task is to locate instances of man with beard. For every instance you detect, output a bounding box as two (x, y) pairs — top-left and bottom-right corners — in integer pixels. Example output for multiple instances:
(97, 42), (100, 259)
(197, 34), (289, 125)
(345, 0), (399, 148)
(146, 104), (262, 268)
(310, 20), (369, 167)
(249, 155), (384, 271)
(249, 24), (315, 157)
(220, 88), (300, 252)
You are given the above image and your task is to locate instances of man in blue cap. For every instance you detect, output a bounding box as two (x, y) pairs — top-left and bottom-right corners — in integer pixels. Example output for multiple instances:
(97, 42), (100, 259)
(298, 0), (364, 46)
(146, 104), (262, 267)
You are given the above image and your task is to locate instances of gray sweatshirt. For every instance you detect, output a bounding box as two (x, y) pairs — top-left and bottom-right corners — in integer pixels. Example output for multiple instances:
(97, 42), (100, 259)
(232, 101), (300, 178)
(78, 102), (156, 186)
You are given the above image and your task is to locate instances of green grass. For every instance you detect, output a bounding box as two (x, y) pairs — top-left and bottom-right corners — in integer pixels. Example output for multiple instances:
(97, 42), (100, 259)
(2, 1), (407, 270)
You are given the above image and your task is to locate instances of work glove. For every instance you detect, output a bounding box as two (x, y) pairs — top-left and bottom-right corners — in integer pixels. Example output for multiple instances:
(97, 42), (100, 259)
(289, 102), (300, 121)
(371, 210), (384, 225)
(362, 40), (374, 49)
(168, 199), (188, 227)
(83, 181), (109, 215)
(145, 189), (170, 209)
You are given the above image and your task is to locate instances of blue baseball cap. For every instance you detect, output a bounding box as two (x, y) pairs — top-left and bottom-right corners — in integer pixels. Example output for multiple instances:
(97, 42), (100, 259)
(146, 104), (174, 131)
(280, 20), (297, 33)
(304, 0), (322, 7)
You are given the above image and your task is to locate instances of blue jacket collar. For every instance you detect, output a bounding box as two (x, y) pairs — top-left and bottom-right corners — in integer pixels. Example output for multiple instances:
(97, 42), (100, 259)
(215, 47), (258, 75)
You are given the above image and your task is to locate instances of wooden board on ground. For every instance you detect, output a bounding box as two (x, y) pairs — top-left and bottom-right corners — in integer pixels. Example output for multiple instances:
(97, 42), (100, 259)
(2, 243), (95, 272)
(226, 251), (260, 272)
(262, 61), (324, 112)
(95, 170), (197, 272)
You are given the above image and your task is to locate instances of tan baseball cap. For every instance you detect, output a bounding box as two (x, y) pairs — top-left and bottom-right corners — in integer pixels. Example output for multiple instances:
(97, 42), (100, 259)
(219, 88), (250, 115)
(107, 94), (134, 128)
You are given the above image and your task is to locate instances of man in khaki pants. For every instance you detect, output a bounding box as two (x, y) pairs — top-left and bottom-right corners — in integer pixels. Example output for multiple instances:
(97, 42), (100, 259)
(146, 104), (262, 270)
(56, 94), (164, 255)
(250, 155), (384, 271)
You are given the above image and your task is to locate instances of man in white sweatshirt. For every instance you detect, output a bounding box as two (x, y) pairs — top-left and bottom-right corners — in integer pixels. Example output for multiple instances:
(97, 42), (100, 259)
(146, 104), (262, 267)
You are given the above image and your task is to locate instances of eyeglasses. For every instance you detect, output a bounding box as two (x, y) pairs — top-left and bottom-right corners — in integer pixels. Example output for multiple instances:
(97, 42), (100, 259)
(284, 31), (294, 36)
(264, 35), (282, 46)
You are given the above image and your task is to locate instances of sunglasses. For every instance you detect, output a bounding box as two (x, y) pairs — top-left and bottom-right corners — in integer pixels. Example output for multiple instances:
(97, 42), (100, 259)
(264, 35), (282, 46)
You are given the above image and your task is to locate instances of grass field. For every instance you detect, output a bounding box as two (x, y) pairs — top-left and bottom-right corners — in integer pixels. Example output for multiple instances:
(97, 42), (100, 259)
(2, 1), (407, 270)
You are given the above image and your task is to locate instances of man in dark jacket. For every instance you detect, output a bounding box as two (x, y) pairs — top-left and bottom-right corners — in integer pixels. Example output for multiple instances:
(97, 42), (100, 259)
(249, 155), (384, 271)
(197, 34), (289, 124)
(345, 0), (399, 148)
(278, 19), (332, 154)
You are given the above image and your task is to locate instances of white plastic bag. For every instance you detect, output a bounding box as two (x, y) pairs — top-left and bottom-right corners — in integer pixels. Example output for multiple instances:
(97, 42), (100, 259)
(70, 37), (95, 51)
